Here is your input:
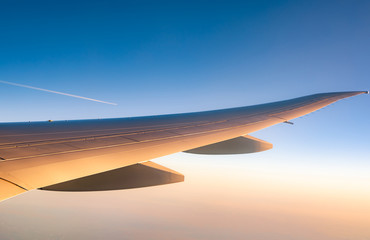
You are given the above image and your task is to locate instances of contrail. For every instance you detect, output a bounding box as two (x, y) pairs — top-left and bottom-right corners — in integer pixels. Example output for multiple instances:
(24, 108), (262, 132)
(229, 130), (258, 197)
(0, 80), (117, 105)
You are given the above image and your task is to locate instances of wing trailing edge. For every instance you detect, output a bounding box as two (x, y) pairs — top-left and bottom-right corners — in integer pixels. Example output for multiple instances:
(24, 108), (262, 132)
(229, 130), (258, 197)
(0, 178), (27, 202)
(39, 161), (184, 192)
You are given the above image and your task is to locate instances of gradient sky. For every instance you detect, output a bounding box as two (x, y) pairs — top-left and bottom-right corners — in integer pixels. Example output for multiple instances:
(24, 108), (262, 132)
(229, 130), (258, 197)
(0, 1), (369, 239)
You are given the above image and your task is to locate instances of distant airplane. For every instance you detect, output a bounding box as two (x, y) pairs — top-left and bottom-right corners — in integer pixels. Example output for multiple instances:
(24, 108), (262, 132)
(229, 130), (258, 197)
(0, 91), (368, 202)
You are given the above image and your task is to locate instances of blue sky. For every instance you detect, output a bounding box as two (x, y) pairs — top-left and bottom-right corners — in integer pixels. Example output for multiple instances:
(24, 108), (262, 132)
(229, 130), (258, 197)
(0, 1), (369, 239)
(1, 0), (368, 121)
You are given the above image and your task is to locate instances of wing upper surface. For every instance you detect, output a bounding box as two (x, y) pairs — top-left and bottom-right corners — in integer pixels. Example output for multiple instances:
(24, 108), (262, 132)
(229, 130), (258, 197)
(0, 91), (367, 201)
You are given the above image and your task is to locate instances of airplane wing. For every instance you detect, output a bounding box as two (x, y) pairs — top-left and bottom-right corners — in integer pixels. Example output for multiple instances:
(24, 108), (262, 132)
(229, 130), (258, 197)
(0, 91), (367, 201)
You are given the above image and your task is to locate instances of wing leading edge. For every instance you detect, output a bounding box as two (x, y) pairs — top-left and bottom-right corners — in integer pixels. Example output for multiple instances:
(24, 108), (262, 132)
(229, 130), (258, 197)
(0, 91), (367, 201)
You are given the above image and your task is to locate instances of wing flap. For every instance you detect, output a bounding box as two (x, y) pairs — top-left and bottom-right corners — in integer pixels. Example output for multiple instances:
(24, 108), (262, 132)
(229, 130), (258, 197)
(39, 161), (184, 191)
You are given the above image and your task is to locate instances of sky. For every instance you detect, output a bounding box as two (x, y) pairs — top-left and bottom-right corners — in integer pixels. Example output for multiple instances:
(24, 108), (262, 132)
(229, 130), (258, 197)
(0, 0), (369, 239)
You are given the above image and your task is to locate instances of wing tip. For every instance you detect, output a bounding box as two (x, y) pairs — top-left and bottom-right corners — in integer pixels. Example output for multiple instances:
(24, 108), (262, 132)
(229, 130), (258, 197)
(327, 90), (369, 99)
(353, 90), (369, 94)
(348, 91), (369, 96)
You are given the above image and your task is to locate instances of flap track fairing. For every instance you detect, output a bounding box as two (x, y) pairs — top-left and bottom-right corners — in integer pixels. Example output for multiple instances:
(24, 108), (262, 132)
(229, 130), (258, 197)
(184, 135), (272, 155)
(39, 161), (184, 192)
